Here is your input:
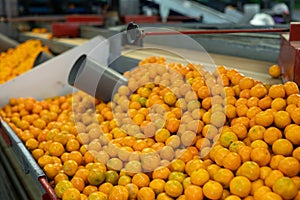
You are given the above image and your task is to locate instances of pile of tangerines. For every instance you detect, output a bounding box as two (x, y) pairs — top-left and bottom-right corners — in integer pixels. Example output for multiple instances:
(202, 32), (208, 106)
(0, 39), (51, 84)
(1, 56), (300, 200)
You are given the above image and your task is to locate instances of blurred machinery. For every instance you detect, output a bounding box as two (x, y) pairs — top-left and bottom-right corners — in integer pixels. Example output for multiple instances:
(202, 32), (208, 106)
(278, 22), (300, 85)
(16, 0), (109, 15)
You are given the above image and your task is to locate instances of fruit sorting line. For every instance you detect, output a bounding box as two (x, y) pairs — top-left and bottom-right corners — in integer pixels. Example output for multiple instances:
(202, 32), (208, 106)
(2, 21), (298, 199)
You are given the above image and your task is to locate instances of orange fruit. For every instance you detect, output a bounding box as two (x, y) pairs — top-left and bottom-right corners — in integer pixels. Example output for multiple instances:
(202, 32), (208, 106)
(149, 179), (166, 195)
(203, 180), (223, 200)
(246, 106), (262, 119)
(261, 192), (283, 200)
(230, 73), (244, 86)
(184, 184), (203, 200)
(253, 186), (271, 200)
(236, 161), (260, 181)
(258, 96), (272, 110)
(268, 84), (286, 99)
(247, 96), (259, 108)
(117, 175), (131, 186)
(70, 177), (85, 192)
(291, 176), (300, 190)
(222, 152), (241, 171)
(264, 170), (284, 188)
(190, 168), (209, 186)
(99, 182), (114, 196)
(155, 128), (171, 143)
(236, 104), (248, 117)
(152, 166), (171, 180)
(54, 180), (73, 198)
(137, 187), (155, 200)
(291, 107), (300, 124)
(195, 137), (211, 151)
(197, 86), (210, 99)
(68, 151), (83, 166)
(54, 173), (69, 185)
(25, 138), (39, 150)
(74, 168), (89, 184)
(250, 139), (268, 149)
(132, 173), (150, 188)
(250, 147), (271, 167)
(224, 195), (241, 200)
(239, 89), (251, 99)
(259, 166), (272, 180)
(219, 131), (238, 148)
(105, 170), (119, 185)
(185, 159), (205, 176)
(285, 125), (300, 145)
(165, 117), (180, 133)
(263, 127), (282, 145)
(164, 92), (177, 106)
(248, 125), (265, 142)
(156, 192), (174, 200)
(293, 147), (300, 161)
(88, 192), (107, 200)
(272, 138), (293, 156)
(278, 157), (300, 177)
(254, 111), (273, 127)
(250, 179), (264, 195)
(250, 84), (268, 99)
(168, 171), (187, 183)
(66, 138), (80, 152)
(225, 104), (237, 119)
(286, 94), (300, 106)
(206, 164), (221, 180)
(239, 77), (254, 90)
(38, 155), (54, 168)
(214, 147), (230, 166)
(231, 123), (247, 140)
(208, 144), (223, 161)
(182, 177), (192, 190)
(87, 168), (105, 186)
(229, 141), (245, 153)
(62, 188), (81, 200)
(271, 98), (286, 111)
(32, 148), (44, 160)
(270, 154), (285, 170)
(126, 183), (139, 199)
(169, 159), (185, 172)
(268, 65), (281, 78)
(108, 185), (129, 200)
(164, 180), (183, 198)
(284, 81), (299, 96)
(229, 176), (251, 198)
(272, 177), (298, 199)
(213, 168), (234, 188)
(274, 111), (291, 129)
(63, 160), (78, 176)
(44, 163), (59, 180)
(82, 185), (98, 196)
(133, 139), (148, 152)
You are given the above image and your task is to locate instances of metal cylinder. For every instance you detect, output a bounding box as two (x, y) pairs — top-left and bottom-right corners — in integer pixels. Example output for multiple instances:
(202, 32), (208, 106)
(68, 54), (128, 102)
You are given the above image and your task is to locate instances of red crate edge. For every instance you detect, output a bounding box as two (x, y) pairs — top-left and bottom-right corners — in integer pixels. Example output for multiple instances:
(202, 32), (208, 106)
(39, 176), (59, 200)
